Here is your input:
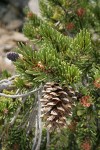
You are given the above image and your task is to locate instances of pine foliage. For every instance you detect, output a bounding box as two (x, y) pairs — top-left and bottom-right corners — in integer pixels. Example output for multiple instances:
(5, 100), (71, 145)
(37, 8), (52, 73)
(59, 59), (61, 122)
(0, 0), (100, 150)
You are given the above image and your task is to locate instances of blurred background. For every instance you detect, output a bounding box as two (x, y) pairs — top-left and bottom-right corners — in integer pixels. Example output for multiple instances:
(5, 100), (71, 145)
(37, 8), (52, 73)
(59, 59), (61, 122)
(0, 0), (39, 75)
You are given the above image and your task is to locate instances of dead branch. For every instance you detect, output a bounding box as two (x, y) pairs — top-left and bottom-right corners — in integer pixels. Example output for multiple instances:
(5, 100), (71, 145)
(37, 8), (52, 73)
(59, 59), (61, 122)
(10, 96), (27, 126)
(35, 90), (42, 150)
(32, 116), (38, 150)
(46, 129), (50, 150)
(0, 87), (41, 98)
(0, 75), (19, 92)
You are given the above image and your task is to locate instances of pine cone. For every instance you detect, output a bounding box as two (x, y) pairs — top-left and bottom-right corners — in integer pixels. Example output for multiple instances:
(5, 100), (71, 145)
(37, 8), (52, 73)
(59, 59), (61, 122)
(41, 82), (77, 131)
(7, 52), (23, 61)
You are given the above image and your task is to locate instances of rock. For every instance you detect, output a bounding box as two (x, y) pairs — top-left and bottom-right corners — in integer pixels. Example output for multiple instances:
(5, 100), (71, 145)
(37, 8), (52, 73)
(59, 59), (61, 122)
(11, 32), (28, 42)
(0, 0), (29, 75)
(0, 35), (12, 45)
(2, 5), (20, 25)
(6, 20), (23, 30)
(0, 3), (7, 23)
(3, 0), (29, 8)
(0, 56), (15, 75)
(0, 27), (28, 74)
(0, 28), (28, 46)
(0, 44), (14, 52)
(0, 0), (29, 29)
(0, 28), (7, 35)
(92, 33), (100, 42)
(29, 0), (40, 16)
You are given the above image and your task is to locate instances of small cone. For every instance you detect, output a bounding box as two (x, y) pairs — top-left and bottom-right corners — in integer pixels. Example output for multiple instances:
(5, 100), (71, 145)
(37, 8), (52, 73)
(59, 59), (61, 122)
(41, 82), (77, 131)
(7, 52), (23, 61)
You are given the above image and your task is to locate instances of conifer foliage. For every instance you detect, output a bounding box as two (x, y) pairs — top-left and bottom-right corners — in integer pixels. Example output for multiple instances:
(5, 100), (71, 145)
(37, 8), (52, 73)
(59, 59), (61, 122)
(0, 0), (100, 150)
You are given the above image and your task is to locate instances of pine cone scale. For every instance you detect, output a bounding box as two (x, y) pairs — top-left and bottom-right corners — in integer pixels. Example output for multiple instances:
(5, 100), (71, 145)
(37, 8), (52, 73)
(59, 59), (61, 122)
(41, 82), (77, 131)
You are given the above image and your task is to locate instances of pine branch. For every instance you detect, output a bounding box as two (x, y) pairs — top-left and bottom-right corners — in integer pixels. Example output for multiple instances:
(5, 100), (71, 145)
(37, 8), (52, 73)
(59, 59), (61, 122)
(39, 22), (71, 52)
(39, 0), (53, 19)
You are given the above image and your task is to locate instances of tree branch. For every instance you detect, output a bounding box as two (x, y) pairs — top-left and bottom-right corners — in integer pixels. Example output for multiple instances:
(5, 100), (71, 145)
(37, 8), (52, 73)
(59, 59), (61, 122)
(32, 86), (43, 150)
(46, 129), (50, 150)
(0, 87), (41, 98)
(10, 96), (27, 126)
(0, 75), (19, 92)
(35, 90), (42, 150)
(0, 75), (19, 84)
(32, 116), (38, 150)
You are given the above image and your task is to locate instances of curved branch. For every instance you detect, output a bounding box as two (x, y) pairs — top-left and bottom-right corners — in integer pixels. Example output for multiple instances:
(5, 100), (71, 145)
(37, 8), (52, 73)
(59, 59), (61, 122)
(0, 75), (19, 84)
(0, 87), (41, 98)
(0, 75), (19, 92)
